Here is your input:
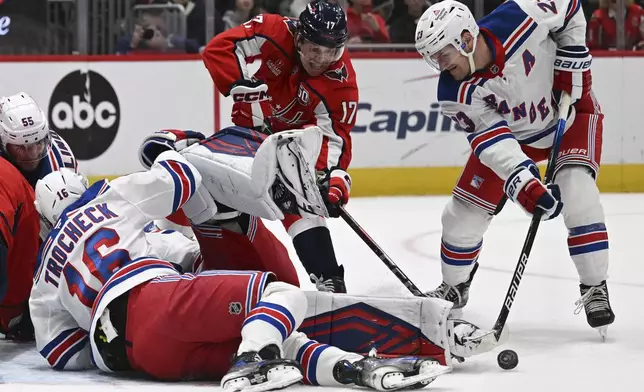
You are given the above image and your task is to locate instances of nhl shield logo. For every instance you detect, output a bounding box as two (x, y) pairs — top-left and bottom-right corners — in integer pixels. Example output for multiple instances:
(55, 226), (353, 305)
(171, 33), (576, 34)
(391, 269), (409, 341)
(229, 302), (242, 315)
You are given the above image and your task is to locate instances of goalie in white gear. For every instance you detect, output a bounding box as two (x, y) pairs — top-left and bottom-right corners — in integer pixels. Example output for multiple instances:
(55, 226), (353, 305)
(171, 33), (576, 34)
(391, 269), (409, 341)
(0, 92), (77, 187)
(137, 126), (508, 388)
(141, 126), (349, 294)
(414, 0), (614, 339)
(29, 129), (484, 392)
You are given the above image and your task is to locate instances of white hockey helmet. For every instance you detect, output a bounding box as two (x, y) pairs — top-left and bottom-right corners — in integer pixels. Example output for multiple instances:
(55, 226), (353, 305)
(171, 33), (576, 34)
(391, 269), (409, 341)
(414, 0), (480, 74)
(34, 168), (89, 238)
(0, 92), (50, 146)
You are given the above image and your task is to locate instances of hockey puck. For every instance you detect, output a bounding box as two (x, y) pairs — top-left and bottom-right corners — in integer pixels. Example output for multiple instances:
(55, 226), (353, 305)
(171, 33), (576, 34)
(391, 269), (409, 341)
(497, 349), (518, 370)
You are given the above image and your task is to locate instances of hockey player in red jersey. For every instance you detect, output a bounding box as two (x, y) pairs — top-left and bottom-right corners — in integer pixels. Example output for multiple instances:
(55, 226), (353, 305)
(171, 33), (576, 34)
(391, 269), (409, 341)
(201, 0), (357, 292)
(0, 156), (40, 341)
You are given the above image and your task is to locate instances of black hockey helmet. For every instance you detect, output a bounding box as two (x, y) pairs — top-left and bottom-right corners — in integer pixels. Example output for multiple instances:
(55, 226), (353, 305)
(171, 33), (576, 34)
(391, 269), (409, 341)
(298, 1), (348, 49)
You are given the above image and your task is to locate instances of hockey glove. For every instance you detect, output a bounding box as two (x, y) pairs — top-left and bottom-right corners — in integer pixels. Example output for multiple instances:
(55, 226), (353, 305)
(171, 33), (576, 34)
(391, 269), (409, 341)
(139, 129), (205, 169)
(0, 302), (34, 342)
(230, 79), (273, 134)
(319, 168), (351, 218)
(553, 46), (592, 104)
(504, 162), (563, 220)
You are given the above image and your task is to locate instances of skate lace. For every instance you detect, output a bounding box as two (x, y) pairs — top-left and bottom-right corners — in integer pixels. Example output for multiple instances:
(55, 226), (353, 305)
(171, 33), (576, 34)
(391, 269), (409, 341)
(427, 283), (460, 302)
(309, 273), (337, 292)
(574, 286), (609, 315)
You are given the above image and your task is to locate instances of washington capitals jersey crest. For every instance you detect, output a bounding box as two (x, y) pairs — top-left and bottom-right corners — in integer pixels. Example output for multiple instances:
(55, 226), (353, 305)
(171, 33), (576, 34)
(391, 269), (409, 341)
(29, 150), (201, 371)
(324, 63), (349, 82)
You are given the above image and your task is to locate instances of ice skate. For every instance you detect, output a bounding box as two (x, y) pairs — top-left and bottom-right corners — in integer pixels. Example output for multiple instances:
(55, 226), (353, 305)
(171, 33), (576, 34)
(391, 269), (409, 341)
(425, 262), (479, 309)
(575, 280), (615, 341)
(222, 344), (303, 392)
(310, 266), (347, 293)
(332, 349), (451, 391)
(448, 319), (508, 359)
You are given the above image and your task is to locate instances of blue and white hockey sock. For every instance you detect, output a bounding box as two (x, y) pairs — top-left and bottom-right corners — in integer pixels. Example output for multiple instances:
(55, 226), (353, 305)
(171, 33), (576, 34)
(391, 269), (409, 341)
(283, 332), (362, 386)
(237, 282), (306, 355)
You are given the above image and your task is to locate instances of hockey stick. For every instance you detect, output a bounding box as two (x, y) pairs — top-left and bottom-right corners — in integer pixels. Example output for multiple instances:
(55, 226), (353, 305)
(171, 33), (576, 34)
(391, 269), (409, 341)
(338, 206), (425, 296)
(490, 92), (572, 340)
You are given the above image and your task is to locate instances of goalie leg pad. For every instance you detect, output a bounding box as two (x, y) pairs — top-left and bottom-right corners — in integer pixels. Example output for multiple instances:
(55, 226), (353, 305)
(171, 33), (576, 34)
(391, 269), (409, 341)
(181, 128), (283, 221)
(299, 292), (452, 362)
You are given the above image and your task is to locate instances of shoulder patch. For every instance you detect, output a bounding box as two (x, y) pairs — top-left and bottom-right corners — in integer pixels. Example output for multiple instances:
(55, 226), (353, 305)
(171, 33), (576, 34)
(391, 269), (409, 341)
(283, 17), (298, 36)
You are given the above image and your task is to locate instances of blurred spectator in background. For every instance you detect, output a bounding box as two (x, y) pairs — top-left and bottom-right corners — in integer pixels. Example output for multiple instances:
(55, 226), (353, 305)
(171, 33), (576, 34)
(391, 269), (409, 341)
(173, 0), (225, 47)
(388, 0), (431, 44)
(346, 0), (389, 43)
(587, 0), (644, 50)
(116, 9), (200, 54)
(289, 0), (347, 17)
(222, 0), (262, 30)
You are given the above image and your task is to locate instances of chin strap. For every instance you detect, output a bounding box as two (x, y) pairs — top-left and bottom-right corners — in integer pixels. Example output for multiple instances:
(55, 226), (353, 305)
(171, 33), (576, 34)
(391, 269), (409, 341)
(466, 36), (479, 75)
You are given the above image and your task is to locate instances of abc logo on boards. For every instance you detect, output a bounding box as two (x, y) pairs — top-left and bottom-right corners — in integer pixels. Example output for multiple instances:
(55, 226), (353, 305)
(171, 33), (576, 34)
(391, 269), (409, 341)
(48, 70), (120, 160)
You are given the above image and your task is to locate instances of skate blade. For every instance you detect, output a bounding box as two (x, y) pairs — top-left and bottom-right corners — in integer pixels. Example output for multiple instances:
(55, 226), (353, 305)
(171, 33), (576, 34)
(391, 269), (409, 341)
(224, 369), (303, 392)
(596, 326), (608, 342)
(382, 364), (452, 391)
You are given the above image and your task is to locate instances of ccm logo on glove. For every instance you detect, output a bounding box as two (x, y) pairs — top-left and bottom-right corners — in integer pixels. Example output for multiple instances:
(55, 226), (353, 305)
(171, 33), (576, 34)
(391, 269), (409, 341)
(232, 90), (269, 102)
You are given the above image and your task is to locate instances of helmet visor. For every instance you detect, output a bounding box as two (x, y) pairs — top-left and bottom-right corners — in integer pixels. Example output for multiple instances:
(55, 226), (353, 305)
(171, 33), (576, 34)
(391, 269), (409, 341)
(421, 43), (462, 72)
(6, 135), (50, 166)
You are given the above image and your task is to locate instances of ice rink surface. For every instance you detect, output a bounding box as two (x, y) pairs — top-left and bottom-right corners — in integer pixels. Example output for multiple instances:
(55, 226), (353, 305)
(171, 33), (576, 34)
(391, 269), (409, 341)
(1, 194), (642, 392)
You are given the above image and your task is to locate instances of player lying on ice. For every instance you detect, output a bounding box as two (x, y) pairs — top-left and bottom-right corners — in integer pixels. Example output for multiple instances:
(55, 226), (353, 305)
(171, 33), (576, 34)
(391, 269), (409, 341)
(29, 127), (504, 391)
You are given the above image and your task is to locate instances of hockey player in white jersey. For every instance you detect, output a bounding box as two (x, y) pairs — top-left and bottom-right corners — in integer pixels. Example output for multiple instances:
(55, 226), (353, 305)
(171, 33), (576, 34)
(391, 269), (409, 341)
(29, 147), (202, 370)
(29, 129), (463, 392)
(414, 0), (614, 338)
